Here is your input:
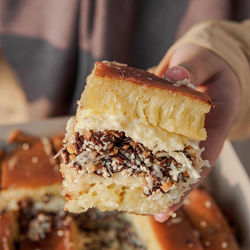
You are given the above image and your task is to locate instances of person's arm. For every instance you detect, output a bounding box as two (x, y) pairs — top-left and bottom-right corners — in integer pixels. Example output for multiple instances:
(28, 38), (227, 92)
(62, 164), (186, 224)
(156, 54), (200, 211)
(153, 20), (250, 222)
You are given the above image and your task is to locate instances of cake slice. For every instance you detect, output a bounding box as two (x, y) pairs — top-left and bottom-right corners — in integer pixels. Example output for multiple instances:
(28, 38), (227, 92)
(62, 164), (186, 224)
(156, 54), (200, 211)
(61, 61), (212, 214)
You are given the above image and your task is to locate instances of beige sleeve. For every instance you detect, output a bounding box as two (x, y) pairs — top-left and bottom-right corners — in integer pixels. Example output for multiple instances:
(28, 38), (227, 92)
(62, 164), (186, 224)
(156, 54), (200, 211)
(155, 20), (250, 140)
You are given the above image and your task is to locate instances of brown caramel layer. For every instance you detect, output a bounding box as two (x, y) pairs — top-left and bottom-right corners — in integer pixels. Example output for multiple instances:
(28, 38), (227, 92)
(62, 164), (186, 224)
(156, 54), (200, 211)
(94, 61), (212, 104)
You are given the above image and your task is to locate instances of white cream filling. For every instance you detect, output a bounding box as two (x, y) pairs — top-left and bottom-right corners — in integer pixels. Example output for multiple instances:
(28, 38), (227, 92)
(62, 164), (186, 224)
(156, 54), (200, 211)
(72, 113), (197, 152)
(165, 77), (196, 89)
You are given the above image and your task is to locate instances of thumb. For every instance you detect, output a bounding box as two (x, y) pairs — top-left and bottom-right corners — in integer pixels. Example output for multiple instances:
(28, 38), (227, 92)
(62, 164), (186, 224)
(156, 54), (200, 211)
(164, 66), (190, 82)
(156, 44), (219, 86)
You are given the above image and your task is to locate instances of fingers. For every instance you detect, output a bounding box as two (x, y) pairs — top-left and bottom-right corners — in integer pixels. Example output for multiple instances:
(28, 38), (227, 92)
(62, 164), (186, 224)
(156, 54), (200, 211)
(154, 44), (241, 223)
(164, 66), (190, 82)
(154, 200), (184, 222)
(154, 213), (170, 223)
(153, 177), (203, 223)
(158, 44), (225, 86)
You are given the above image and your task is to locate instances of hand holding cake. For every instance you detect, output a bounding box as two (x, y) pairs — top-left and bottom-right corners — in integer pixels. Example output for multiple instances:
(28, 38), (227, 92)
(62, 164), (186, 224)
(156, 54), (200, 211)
(60, 61), (212, 215)
(154, 44), (241, 221)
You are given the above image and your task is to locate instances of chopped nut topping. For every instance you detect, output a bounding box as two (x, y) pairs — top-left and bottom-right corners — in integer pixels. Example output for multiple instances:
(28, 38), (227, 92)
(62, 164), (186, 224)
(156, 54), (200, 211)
(109, 148), (118, 156)
(122, 145), (130, 150)
(161, 181), (172, 192)
(64, 194), (71, 199)
(63, 149), (69, 164)
(83, 129), (92, 139)
(67, 144), (77, 154)
(69, 154), (76, 160)
(88, 163), (96, 173)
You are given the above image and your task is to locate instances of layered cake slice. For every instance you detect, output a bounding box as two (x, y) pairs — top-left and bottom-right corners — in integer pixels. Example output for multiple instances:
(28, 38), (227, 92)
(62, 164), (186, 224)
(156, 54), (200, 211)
(60, 61), (212, 214)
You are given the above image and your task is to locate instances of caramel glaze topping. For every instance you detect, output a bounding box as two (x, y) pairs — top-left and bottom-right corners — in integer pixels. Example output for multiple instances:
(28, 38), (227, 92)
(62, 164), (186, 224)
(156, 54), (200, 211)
(1, 131), (63, 189)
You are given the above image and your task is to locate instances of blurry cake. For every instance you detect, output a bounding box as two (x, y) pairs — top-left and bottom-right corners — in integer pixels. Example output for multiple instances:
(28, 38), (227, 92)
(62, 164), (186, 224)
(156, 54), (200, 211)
(0, 130), (64, 211)
(0, 129), (239, 249)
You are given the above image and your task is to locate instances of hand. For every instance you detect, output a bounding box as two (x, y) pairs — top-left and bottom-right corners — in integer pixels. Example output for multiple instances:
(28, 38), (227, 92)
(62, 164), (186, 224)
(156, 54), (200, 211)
(154, 44), (241, 222)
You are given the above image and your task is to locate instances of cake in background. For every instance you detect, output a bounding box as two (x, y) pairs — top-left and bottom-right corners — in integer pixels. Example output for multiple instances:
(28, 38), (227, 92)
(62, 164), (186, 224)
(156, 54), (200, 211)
(0, 130), (239, 250)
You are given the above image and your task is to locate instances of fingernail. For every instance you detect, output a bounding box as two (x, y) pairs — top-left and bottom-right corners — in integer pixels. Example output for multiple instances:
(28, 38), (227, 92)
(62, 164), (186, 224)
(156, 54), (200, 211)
(164, 66), (190, 81)
(154, 213), (169, 223)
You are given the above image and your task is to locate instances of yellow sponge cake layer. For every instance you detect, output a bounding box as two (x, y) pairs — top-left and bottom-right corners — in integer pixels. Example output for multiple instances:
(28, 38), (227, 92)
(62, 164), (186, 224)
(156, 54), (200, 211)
(76, 61), (211, 153)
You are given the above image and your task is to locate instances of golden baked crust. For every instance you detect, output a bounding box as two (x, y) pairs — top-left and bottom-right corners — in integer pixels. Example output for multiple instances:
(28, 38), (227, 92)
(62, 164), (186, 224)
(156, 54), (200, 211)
(94, 61), (211, 104)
